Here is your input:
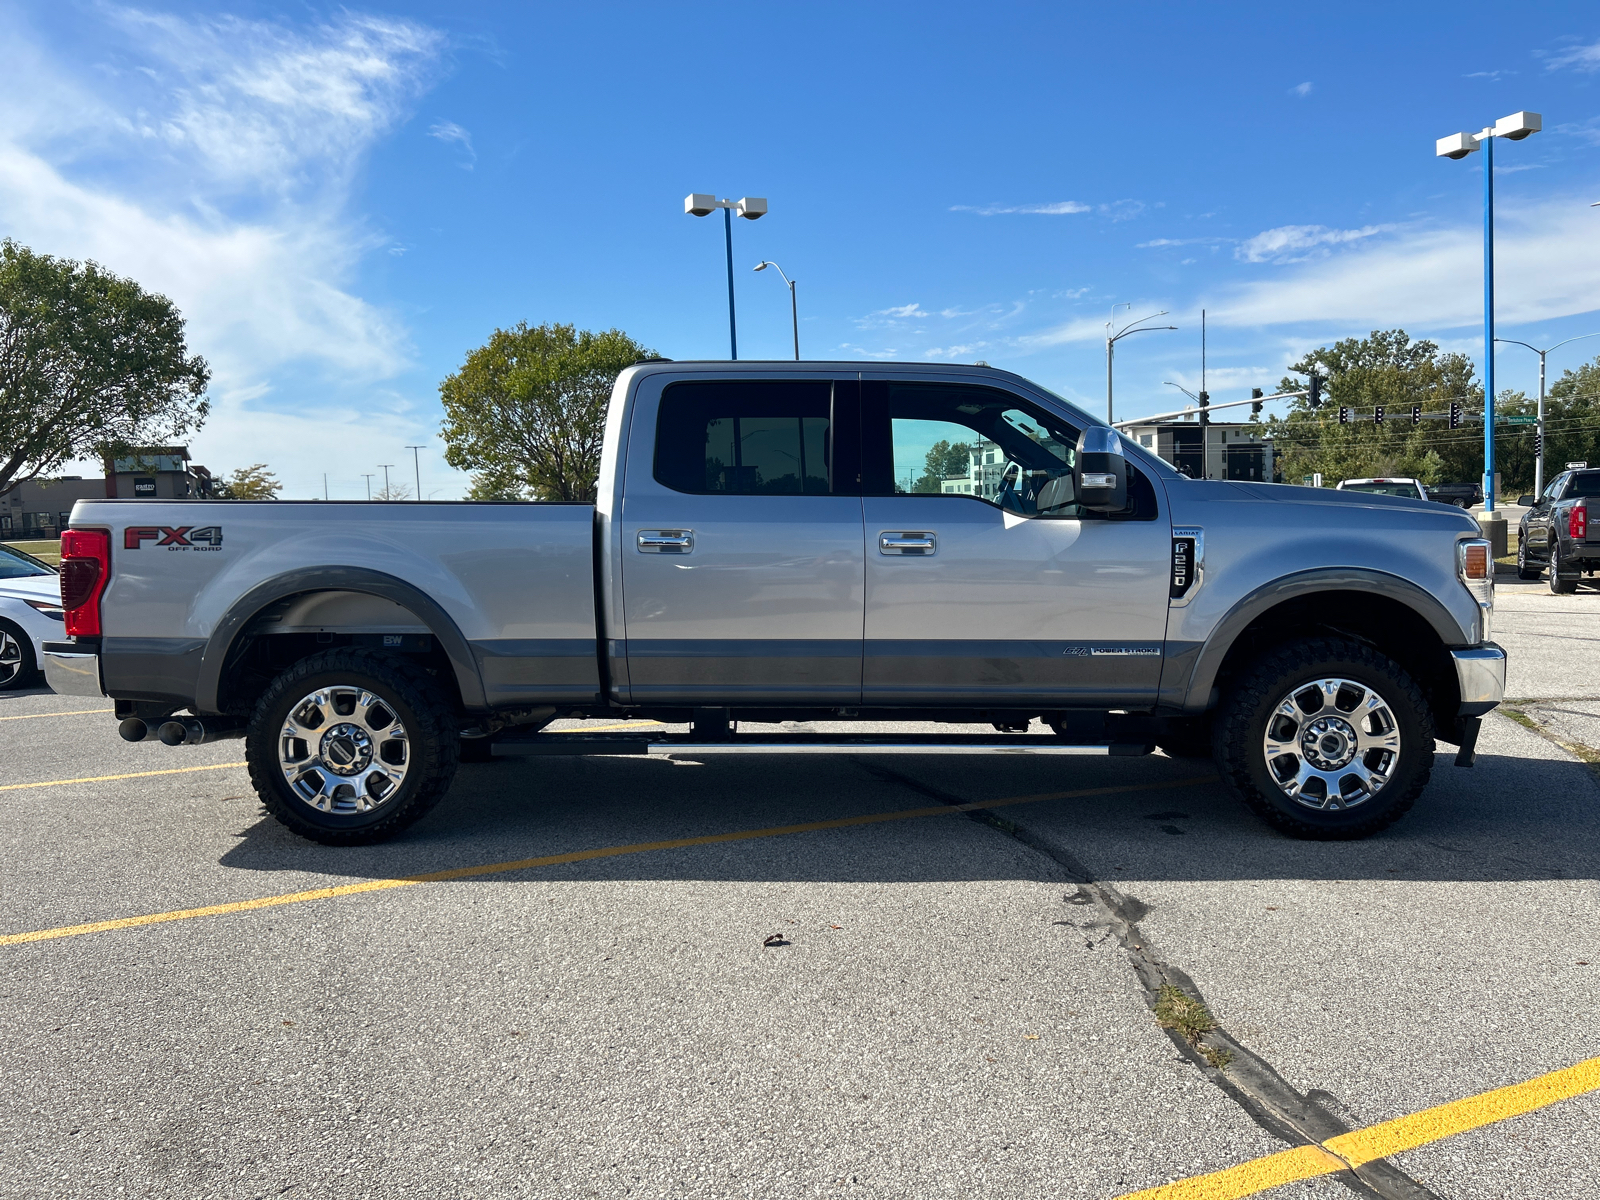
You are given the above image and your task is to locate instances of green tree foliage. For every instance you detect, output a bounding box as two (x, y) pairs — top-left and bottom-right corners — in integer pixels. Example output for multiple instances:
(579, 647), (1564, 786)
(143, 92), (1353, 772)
(213, 463), (281, 499)
(0, 240), (210, 495)
(439, 323), (661, 502)
(912, 439), (973, 493)
(1266, 329), (1488, 487)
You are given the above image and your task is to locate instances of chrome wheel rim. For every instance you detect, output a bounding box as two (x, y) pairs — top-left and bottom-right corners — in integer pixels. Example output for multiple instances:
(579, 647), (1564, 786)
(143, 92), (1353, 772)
(1262, 677), (1400, 811)
(279, 686), (410, 814)
(0, 630), (22, 685)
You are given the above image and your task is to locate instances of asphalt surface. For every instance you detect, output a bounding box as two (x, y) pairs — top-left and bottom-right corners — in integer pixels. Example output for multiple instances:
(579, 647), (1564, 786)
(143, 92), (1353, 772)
(1, 576), (1596, 1199)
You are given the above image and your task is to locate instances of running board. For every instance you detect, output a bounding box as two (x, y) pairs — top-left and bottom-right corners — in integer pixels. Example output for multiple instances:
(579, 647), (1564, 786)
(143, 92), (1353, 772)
(491, 731), (1154, 758)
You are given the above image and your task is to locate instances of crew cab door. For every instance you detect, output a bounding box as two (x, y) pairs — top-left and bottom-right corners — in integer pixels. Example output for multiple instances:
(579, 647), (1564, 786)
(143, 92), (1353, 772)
(617, 377), (864, 705)
(858, 378), (1170, 707)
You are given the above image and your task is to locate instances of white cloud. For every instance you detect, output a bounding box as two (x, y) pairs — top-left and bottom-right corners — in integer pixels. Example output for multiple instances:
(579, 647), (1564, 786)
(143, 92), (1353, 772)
(1289, 81), (1313, 98)
(876, 303), (929, 319)
(1545, 39), (1600, 72)
(951, 200), (1091, 215)
(1235, 223), (1390, 263)
(428, 119), (475, 168)
(1137, 236), (1223, 249)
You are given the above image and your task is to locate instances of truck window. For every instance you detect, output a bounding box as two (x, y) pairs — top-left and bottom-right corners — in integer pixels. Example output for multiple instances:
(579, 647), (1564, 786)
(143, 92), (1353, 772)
(1567, 472), (1600, 499)
(654, 381), (834, 495)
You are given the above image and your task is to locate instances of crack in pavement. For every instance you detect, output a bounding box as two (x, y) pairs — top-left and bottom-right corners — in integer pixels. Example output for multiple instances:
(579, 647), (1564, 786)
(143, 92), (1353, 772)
(855, 760), (1440, 1200)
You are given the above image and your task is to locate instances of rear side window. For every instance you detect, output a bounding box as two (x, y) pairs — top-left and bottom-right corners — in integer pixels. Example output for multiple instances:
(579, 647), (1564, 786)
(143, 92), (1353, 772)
(1567, 472), (1600, 499)
(655, 381), (834, 495)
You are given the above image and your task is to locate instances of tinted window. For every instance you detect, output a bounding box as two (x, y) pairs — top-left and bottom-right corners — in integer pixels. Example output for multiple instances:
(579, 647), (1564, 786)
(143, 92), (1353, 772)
(655, 381), (835, 495)
(0, 543), (55, 579)
(1568, 472), (1600, 499)
(1341, 482), (1424, 499)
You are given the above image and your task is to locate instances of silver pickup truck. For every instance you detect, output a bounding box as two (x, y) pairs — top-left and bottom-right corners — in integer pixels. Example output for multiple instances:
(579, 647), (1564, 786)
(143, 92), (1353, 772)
(45, 361), (1504, 845)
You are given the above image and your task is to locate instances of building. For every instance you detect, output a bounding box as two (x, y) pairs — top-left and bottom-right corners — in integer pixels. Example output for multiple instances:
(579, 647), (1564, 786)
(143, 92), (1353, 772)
(1118, 418), (1277, 483)
(939, 438), (1007, 500)
(0, 447), (215, 540)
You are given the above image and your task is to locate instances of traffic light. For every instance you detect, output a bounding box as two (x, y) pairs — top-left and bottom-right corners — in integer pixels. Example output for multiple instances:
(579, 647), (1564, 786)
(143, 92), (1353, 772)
(1197, 390), (1210, 427)
(1449, 401), (1462, 429)
(1251, 387), (1263, 417)
(1411, 404), (1422, 426)
(1535, 430), (1544, 459)
(1374, 405), (1385, 425)
(1308, 375), (1322, 407)
(1338, 406), (1350, 425)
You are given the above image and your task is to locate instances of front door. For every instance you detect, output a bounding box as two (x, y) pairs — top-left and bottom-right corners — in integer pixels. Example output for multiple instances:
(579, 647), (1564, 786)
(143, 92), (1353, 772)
(860, 379), (1171, 707)
(619, 377), (865, 705)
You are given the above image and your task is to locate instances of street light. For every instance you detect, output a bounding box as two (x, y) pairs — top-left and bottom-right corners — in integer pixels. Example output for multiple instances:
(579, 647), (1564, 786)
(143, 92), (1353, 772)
(685, 194), (768, 360)
(1106, 305), (1177, 424)
(378, 463), (394, 500)
(753, 262), (799, 360)
(1494, 332), (1600, 496)
(1435, 110), (1541, 525)
(406, 444), (425, 501)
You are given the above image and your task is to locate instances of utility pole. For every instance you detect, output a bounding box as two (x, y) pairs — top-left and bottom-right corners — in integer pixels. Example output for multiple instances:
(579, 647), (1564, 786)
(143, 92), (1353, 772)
(406, 445), (425, 501)
(323, 473), (328, 501)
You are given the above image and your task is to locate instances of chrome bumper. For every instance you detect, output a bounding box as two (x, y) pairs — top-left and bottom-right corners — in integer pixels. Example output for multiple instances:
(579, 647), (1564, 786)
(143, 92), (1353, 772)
(42, 642), (103, 697)
(1451, 643), (1506, 715)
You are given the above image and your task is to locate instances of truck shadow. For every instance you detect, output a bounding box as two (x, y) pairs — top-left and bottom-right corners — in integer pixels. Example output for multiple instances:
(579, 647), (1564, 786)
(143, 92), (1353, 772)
(217, 731), (1600, 887)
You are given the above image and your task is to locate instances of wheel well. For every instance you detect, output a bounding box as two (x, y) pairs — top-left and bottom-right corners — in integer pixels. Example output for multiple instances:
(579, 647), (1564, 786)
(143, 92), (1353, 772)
(1211, 590), (1459, 736)
(215, 589), (466, 717)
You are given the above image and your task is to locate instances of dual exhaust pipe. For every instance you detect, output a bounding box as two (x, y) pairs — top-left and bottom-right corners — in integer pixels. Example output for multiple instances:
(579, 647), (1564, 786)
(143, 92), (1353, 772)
(119, 716), (245, 746)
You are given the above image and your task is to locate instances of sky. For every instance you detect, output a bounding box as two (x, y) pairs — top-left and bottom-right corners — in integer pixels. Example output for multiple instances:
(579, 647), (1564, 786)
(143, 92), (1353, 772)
(4, 1), (1600, 499)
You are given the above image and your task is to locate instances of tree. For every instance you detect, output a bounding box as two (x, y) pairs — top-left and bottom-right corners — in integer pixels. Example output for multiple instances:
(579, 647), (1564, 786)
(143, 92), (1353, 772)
(439, 323), (661, 502)
(213, 463), (281, 499)
(373, 480), (413, 501)
(0, 240), (210, 495)
(912, 439), (974, 493)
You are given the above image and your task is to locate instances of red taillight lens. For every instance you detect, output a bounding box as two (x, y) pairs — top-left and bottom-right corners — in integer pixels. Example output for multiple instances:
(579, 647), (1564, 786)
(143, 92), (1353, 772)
(1571, 502), (1588, 541)
(59, 529), (110, 637)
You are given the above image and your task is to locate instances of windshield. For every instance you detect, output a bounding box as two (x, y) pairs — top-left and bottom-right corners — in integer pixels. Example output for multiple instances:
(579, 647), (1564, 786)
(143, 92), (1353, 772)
(0, 543), (56, 579)
(1341, 482), (1423, 499)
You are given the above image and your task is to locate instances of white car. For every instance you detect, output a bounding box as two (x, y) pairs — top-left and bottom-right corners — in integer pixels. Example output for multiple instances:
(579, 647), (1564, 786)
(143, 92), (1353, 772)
(1336, 477), (1430, 501)
(0, 543), (64, 690)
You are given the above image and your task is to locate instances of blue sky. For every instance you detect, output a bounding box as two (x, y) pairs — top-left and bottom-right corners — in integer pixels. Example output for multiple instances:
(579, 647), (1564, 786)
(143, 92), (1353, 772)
(5, 1), (1600, 498)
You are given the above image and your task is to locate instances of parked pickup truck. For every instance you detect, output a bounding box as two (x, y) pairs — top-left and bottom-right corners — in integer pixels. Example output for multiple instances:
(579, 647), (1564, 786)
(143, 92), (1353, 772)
(44, 361), (1505, 845)
(1517, 464), (1600, 593)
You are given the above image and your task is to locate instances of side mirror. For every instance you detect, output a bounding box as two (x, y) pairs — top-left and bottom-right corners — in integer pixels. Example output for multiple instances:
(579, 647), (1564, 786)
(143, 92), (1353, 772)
(1075, 426), (1129, 512)
(1518, 495), (1536, 507)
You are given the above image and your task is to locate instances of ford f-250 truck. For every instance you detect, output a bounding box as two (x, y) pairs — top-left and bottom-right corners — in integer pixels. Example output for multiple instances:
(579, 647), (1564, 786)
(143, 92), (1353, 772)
(43, 361), (1505, 845)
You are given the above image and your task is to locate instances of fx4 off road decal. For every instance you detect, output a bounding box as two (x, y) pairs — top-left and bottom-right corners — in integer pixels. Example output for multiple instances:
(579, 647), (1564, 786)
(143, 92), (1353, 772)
(124, 526), (224, 552)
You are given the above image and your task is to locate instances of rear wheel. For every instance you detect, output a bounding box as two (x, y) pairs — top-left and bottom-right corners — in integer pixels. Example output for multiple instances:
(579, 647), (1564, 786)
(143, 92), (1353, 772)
(0, 621), (38, 690)
(1516, 538), (1540, 580)
(246, 649), (459, 845)
(1550, 543), (1577, 594)
(1215, 638), (1432, 840)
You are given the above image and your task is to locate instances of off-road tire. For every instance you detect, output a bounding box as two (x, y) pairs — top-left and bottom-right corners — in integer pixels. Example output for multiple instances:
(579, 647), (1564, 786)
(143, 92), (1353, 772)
(1550, 543), (1577, 594)
(1215, 638), (1433, 840)
(0, 620), (38, 691)
(1516, 539), (1540, 580)
(246, 649), (459, 845)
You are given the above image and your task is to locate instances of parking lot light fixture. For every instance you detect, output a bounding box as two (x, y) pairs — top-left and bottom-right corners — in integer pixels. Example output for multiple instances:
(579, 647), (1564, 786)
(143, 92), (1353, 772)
(685, 194), (768, 360)
(1436, 111), (1541, 516)
(753, 261), (799, 360)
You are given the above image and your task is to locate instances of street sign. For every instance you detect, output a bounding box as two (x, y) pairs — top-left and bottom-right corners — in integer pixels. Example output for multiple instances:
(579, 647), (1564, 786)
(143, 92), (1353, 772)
(1505, 415), (1538, 425)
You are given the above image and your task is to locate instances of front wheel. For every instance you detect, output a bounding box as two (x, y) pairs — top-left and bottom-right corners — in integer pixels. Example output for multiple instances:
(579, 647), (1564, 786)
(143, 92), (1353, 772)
(1215, 638), (1433, 840)
(246, 649), (459, 845)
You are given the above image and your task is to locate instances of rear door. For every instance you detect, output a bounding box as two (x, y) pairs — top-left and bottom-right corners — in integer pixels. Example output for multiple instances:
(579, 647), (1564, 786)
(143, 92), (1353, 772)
(618, 376), (865, 705)
(859, 377), (1171, 708)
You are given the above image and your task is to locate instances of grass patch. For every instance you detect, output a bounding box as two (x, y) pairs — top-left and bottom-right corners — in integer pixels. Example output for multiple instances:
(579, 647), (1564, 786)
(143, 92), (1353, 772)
(3, 539), (60, 566)
(1154, 983), (1231, 1068)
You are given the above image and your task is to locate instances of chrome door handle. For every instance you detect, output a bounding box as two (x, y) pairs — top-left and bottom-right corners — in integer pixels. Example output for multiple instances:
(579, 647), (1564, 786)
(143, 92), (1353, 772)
(637, 529), (693, 553)
(879, 532), (936, 556)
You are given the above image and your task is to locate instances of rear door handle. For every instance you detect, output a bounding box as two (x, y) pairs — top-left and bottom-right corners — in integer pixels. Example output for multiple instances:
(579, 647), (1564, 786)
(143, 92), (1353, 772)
(879, 532), (936, 556)
(637, 529), (693, 553)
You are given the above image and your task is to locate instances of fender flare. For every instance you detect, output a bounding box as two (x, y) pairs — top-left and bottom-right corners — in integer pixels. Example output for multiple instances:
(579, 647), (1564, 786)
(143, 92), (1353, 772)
(195, 567), (488, 714)
(1168, 567), (1471, 713)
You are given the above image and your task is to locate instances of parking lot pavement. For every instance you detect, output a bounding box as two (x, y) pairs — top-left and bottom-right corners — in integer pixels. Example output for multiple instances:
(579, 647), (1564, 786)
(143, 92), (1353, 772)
(1493, 576), (1600, 700)
(2, 572), (1598, 1200)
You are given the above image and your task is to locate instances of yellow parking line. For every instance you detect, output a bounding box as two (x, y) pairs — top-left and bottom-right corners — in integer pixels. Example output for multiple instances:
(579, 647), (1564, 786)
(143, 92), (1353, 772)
(0, 762), (247, 792)
(547, 720), (665, 733)
(0, 707), (115, 721)
(0, 774), (1210, 946)
(1115, 1056), (1600, 1199)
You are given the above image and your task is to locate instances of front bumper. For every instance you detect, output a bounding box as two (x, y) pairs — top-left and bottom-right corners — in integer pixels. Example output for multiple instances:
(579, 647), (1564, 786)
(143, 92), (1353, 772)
(42, 641), (103, 697)
(1452, 643), (1506, 716)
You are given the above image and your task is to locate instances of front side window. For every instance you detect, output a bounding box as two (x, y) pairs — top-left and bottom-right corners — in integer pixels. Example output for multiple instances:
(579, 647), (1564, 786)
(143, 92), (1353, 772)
(655, 381), (834, 495)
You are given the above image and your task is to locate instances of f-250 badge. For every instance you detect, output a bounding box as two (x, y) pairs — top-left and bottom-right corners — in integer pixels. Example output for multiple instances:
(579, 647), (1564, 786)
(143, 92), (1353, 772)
(124, 526), (224, 551)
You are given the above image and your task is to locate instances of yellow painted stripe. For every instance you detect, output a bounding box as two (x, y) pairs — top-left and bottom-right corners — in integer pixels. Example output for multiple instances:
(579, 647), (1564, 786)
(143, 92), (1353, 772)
(1113, 1055), (1600, 1199)
(0, 707), (114, 722)
(546, 720), (665, 733)
(0, 762), (247, 793)
(0, 774), (1210, 946)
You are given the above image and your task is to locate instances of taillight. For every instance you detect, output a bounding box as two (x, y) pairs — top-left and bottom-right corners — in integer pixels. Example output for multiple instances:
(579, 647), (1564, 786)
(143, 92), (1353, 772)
(1571, 502), (1588, 541)
(59, 529), (110, 637)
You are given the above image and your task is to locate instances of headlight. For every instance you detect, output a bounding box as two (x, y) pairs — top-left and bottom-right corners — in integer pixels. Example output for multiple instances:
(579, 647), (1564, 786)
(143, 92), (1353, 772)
(1457, 538), (1493, 642)
(24, 599), (65, 620)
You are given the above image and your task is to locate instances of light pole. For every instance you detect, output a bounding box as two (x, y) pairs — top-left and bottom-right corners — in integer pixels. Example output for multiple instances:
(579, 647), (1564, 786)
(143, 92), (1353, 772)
(1436, 110), (1541, 527)
(1494, 332), (1600, 498)
(361, 474), (374, 501)
(378, 464), (394, 500)
(406, 445), (425, 501)
(753, 261), (799, 360)
(685, 194), (768, 359)
(1106, 306), (1177, 424)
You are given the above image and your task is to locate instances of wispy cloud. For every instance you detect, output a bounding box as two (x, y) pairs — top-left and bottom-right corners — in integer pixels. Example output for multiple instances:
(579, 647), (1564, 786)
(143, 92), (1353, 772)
(1234, 223), (1390, 264)
(1464, 69), (1515, 80)
(1545, 39), (1600, 72)
(1289, 81), (1312, 98)
(428, 119), (475, 168)
(950, 201), (1091, 215)
(1137, 236), (1223, 249)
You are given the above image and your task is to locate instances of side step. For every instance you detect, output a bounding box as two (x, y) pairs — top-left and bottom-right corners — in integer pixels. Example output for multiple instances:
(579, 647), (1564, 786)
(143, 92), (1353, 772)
(491, 731), (1154, 758)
